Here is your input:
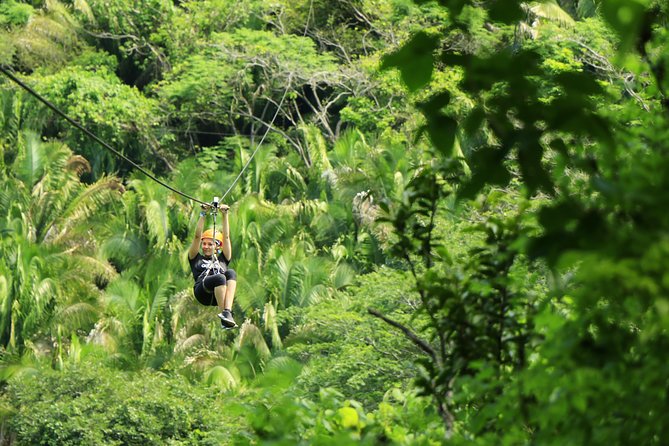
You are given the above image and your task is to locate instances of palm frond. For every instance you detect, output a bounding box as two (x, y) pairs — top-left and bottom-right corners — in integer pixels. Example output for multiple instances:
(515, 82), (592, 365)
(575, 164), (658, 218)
(182, 349), (223, 375)
(275, 165), (307, 198)
(145, 199), (169, 247)
(65, 154), (92, 177)
(275, 255), (305, 309)
(86, 317), (125, 349)
(262, 302), (282, 350)
(13, 7), (80, 69)
(54, 302), (99, 332)
(233, 266), (267, 311)
(332, 262), (356, 290)
(24, 277), (56, 332)
(251, 143), (278, 195)
(170, 289), (202, 336)
(0, 274), (11, 345)
(236, 321), (271, 360)
(300, 284), (329, 307)
(44, 0), (80, 29)
(524, 1), (575, 27)
(263, 356), (301, 376)
(204, 364), (238, 390)
(148, 280), (173, 321)
(16, 131), (43, 188)
(0, 363), (39, 382)
(257, 218), (288, 254)
(576, 0), (599, 18)
(53, 176), (123, 241)
(331, 129), (369, 169)
(100, 229), (148, 267)
(283, 322), (319, 347)
(301, 124), (332, 171)
(104, 278), (145, 316)
(259, 356), (302, 387)
(175, 333), (206, 353)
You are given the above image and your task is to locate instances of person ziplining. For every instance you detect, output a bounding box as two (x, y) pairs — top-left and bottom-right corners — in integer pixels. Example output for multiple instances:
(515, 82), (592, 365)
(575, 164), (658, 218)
(188, 200), (238, 329)
(0, 65), (289, 332)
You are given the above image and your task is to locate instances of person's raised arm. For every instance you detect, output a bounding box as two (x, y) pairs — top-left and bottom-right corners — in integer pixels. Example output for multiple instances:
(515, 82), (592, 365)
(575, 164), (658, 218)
(188, 205), (208, 260)
(219, 204), (232, 261)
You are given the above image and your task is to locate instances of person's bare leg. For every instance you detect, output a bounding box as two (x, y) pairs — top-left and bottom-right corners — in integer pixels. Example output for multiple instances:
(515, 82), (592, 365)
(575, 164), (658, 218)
(214, 285), (227, 312)
(223, 280), (236, 311)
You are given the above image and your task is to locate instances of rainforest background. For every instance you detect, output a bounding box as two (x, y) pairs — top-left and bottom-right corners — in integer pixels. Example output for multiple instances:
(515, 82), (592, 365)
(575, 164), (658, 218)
(0, 0), (668, 444)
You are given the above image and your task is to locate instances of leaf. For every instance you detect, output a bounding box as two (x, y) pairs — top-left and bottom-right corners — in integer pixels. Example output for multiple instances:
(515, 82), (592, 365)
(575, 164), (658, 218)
(458, 146), (511, 199)
(425, 115), (457, 157)
(488, 0), (524, 23)
(145, 199), (168, 246)
(204, 365), (238, 390)
(517, 136), (553, 195)
(381, 32), (439, 92)
(525, 0), (576, 27)
(599, 0), (649, 54)
(17, 131), (43, 188)
(262, 302), (283, 350)
(577, 0), (599, 18)
(537, 200), (583, 232)
(337, 407), (360, 429)
(237, 321), (271, 360)
(418, 92), (457, 156)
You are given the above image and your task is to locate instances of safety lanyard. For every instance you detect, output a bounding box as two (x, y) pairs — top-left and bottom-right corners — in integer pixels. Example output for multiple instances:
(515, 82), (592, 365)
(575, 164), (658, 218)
(203, 196), (223, 277)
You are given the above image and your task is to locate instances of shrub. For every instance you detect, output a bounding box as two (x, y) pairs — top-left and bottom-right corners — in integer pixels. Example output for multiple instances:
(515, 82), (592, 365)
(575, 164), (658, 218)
(3, 363), (239, 445)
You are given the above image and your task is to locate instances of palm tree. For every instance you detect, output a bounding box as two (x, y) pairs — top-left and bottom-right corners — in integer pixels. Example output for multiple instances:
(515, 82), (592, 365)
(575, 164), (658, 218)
(0, 131), (121, 353)
(517, 0), (577, 41)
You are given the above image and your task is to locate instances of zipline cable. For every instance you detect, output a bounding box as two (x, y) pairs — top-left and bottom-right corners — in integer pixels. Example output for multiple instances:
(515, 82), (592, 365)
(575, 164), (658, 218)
(220, 76), (292, 201)
(1, 65), (293, 208)
(0, 65), (208, 206)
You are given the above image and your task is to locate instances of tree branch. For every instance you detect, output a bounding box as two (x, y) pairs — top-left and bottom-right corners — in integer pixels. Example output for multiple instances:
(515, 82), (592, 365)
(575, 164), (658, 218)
(367, 308), (437, 362)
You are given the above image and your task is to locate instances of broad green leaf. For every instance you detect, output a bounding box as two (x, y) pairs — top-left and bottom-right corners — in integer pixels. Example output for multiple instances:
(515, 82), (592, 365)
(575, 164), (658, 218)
(381, 31), (439, 92)
(600, 0), (649, 54)
(488, 0), (524, 23)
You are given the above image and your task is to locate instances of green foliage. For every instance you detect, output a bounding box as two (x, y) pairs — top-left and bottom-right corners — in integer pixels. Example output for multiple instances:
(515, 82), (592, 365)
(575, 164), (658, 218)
(0, 131), (120, 351)
(1, 0), (85, 71)
(234, 368), (445, 445)
(155, 28), (341, 164)
(0, 0), (34, 27)
(281, 269), (419, 407)
(381, 0), (669, 443)
(4, 0), (669, 444)
(2, 362), (238, 445)
(24, 66), (167, 178)
(177, 0), (266, 39)
(267, 0), (399, 59)
(81, 0), (176, 86)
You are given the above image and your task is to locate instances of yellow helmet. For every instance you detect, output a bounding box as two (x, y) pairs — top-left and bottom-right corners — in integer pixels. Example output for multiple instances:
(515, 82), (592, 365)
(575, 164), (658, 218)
(201, 229), (223, 245)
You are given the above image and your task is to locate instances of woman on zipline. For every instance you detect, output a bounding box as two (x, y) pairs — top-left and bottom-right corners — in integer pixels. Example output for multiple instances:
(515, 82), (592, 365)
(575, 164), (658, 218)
(188, 203), (238, 328)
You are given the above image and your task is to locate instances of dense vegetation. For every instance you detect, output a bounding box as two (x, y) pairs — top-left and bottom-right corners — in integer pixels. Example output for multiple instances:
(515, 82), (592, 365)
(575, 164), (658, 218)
(0, 0), (668, 444)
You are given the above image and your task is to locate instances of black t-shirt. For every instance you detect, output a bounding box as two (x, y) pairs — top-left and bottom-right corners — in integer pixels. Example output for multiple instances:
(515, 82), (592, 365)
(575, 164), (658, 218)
(188, 253), (230, 284)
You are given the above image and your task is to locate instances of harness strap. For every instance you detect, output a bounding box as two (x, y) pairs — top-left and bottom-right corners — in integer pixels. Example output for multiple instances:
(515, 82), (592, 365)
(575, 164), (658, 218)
(202, 202), (224, 278)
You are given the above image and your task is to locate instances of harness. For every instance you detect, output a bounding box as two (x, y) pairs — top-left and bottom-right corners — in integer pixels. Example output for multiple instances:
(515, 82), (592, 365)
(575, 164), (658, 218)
(202, 196), (225, 280)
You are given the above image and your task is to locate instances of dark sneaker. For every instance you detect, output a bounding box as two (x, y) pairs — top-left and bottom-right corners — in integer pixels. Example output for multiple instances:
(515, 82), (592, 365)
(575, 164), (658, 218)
(218, 309), (237, 328)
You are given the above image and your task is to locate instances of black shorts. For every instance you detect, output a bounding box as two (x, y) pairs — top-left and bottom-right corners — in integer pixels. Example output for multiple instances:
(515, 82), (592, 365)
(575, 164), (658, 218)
(193, 269), (237, 306)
